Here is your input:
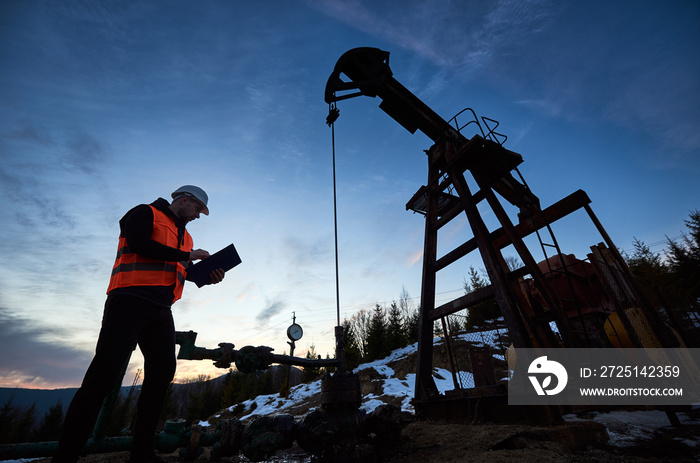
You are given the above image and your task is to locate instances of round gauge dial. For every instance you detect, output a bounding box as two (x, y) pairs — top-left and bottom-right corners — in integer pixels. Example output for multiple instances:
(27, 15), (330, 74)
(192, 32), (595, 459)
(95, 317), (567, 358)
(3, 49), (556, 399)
(287, 323), (303, 341)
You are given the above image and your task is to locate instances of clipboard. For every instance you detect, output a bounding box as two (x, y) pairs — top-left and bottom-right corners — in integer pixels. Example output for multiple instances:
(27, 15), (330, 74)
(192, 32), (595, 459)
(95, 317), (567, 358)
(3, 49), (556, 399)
(186, 243), (242, 288)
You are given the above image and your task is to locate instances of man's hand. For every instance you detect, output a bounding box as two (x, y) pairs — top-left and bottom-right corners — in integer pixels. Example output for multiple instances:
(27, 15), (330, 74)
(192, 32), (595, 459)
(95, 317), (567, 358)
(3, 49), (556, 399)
(209, 268), (225, 284)
(189, 249), (210, 261)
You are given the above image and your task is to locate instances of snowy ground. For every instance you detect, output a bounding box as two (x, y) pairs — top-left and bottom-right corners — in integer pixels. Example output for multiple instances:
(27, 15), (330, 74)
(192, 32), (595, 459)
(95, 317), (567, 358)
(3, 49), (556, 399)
(206, 341), (451, 423)
(564, 408), (699, 449)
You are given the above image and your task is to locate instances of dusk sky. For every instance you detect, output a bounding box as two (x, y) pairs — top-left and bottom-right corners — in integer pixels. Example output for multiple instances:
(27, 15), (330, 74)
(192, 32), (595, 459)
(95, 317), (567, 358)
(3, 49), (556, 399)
(1, 0), (698, 389)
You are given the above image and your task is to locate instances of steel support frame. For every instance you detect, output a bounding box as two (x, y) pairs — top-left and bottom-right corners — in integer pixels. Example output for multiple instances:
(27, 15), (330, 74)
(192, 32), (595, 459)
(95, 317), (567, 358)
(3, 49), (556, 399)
(414, 141), (539, 401)
(412, 139), (602, 401)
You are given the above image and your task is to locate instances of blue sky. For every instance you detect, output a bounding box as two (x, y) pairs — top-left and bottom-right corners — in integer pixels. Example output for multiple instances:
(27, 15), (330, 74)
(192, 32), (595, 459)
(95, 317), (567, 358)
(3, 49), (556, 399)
(1, 0), (698, 389)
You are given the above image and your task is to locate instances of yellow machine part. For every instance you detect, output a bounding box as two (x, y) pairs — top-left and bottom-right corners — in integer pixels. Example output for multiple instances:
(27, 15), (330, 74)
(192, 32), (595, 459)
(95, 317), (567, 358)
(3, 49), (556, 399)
(605, 308), (665, 348)
(605, 308), (688, 349)
(604, 311), (635, 348)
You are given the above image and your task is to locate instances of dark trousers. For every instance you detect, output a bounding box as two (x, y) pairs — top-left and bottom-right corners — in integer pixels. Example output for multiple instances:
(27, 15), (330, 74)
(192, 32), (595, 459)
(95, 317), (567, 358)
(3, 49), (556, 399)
(52, 294), (177, 462)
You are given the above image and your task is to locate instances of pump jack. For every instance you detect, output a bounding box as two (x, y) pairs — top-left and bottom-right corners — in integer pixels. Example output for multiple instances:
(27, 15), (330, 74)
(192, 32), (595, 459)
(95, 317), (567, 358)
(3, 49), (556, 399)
(325, 47), (682, 420)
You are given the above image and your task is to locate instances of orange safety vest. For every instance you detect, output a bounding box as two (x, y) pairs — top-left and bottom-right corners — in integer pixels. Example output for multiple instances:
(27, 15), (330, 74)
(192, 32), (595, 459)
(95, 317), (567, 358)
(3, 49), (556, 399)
(107, 205), (193, 302)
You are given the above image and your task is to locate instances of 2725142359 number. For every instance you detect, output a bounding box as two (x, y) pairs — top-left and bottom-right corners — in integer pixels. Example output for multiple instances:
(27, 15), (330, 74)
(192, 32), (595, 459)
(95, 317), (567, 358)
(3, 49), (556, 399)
(598, 365), (680, 378)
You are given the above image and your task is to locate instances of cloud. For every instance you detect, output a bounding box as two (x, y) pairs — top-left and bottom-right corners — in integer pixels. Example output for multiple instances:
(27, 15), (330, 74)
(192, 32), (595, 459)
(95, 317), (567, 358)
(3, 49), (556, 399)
(514, 99), (563, 118)
(0, 122), (110, 211)
(0, 122), (114, 287)
(604, 61), (700, 157)
(256, 295), (288, 323)
(236, 282), (258, 303)
(307, 0), (448, 64)
(282, 235), (331, 268)
(309, 0), (556, 71)
(0, 306), (93, 388)
(65, 130), (109, 174)
(6, 124), (54, 146)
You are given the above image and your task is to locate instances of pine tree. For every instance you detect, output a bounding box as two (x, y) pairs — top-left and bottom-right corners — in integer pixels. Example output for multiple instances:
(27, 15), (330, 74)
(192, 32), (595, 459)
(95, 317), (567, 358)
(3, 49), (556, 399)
(100, 392), (138, 437)
(366, 304), (387, 361)
(624, 210), (700, 315)
(185, 388), (205, 425)
(626, 237), (666, 274)
(625, 237), (671, 308)
(12, 403), (36, 443)
(253, 370), (274, 397)
(463, 266), (500, 329)
(399, 287), (419, 343)
(404, 307), (420, 344)
(301, 344), (322, 382)
(667, 209), (700, 308)
(220, 369), (239, 408)
(341, 319), (361, 370)
(221, 369), (279, 410)
(184, 375), (215, 424)
(33, 401), (64, 442)
(0, 396), (19, 444)
(386, 301), (405, 352)
(160, 383), (179, 423)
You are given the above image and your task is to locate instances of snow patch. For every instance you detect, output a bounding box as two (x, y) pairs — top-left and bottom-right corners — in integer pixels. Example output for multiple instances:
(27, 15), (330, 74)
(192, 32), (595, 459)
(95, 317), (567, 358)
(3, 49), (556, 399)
(564, 409), (699, 447)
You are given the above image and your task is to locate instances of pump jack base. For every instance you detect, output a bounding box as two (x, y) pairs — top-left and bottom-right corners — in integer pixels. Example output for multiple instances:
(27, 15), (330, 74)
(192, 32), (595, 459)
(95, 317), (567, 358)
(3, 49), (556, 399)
(412, 386), (560, 425)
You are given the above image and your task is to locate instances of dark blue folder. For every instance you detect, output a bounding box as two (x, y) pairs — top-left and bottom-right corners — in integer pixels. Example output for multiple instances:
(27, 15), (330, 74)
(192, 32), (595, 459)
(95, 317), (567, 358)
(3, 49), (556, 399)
(186, 243), (242, 287)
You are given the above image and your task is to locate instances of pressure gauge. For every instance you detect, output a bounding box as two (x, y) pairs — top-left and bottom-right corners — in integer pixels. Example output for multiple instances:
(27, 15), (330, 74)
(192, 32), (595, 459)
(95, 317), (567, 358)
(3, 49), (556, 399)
(287, 323), (303, 341)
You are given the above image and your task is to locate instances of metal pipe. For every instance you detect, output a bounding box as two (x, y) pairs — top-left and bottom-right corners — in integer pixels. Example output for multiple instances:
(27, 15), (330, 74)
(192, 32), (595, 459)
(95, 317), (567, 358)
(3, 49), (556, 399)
(175, 330), (338, 371)
(0, 420), (188, 460)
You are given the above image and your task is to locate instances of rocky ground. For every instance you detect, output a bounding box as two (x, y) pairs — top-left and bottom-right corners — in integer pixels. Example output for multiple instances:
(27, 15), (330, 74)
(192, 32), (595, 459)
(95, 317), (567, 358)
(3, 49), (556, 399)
(385, 418), (700, 463)
(29, 408), (700, 463)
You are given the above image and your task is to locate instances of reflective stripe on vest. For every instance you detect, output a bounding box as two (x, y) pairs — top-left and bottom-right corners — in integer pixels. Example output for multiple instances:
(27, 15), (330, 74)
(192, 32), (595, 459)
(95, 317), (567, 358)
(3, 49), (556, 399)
(107, 205), (193, 302)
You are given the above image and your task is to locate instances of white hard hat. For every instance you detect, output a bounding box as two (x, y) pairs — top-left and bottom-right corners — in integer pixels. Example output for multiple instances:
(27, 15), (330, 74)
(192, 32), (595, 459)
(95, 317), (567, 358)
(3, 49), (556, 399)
(171, 185), (209, 215)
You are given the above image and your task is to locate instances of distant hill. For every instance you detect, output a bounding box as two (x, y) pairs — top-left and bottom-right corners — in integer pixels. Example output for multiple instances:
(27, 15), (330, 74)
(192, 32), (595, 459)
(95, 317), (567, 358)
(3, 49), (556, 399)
(0, 365), (303, 421)
(0, 387), (81, 417)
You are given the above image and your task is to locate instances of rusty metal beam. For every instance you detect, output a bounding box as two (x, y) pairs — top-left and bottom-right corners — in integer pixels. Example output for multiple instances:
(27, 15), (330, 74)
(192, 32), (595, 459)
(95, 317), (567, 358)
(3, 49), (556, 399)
(446, 168), (532, 349)
(428, 285), (495, 321)
(436, 189), (591, 272)
(414, 163), (441, 400)
(428, 265), (533, 321)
